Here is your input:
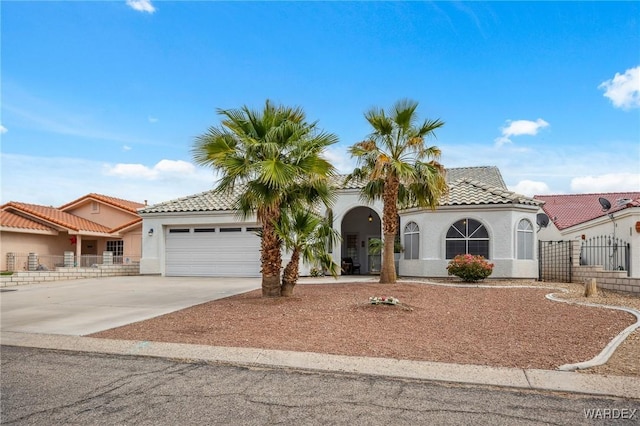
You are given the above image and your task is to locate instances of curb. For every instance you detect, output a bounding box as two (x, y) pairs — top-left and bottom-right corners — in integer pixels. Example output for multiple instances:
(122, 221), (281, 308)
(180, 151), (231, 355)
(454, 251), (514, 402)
(2, 331), (639, 400)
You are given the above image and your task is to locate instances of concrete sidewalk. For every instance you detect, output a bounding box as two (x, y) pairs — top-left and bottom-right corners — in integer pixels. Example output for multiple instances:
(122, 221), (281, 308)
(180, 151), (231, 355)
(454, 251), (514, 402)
(1, 275), (639, 400)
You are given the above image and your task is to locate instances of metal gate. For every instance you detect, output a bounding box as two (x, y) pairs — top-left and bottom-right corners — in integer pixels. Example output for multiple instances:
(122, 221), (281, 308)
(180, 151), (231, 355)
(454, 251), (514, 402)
(580, 236), (630, 276)
(538, 240), (572, 283)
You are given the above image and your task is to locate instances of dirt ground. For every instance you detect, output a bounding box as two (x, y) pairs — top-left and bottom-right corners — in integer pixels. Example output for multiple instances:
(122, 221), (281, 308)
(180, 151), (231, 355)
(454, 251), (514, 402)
(91, 279), (639, 375)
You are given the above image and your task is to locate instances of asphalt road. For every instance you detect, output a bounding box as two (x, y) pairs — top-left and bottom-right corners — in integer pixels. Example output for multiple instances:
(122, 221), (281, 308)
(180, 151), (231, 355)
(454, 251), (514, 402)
(2, 346), (638, 425)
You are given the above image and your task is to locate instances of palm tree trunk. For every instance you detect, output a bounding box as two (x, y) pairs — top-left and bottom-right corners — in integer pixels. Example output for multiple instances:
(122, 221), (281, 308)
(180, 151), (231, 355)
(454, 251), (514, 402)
(380, 233), (397, 283)
(281, 249), (300, 297)
(261, 210), (282, 297)
(380, 175), (399, 284)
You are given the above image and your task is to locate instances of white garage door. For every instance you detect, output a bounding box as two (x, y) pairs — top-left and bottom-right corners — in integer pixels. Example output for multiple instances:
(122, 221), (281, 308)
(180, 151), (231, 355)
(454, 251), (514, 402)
(166, 226), (261, 277)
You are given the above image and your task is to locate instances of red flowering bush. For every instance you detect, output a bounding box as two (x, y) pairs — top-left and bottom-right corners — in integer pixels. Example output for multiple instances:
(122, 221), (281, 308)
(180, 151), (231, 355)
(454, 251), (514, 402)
(446, 254), (494, 282)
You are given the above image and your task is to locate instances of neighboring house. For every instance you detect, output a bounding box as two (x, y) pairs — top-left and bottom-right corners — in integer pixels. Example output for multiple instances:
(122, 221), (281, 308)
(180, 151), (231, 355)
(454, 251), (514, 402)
(140, 166), (543, 279)
(1, 194), (145, 271)
(536, 192), (640, 278)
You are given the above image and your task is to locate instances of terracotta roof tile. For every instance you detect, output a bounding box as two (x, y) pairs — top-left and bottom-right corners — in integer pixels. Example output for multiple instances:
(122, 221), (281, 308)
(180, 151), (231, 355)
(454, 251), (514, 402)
(2, 202), (112, 233)
(59, 193), (146, 213)
(109, 217), (142, 233)
(0, 210), (54, 232)
(535, 192), (640, 230)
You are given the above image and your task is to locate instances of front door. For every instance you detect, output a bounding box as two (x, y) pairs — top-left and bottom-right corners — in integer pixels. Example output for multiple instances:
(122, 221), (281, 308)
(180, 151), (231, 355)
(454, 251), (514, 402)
(81, 239), (98, 267)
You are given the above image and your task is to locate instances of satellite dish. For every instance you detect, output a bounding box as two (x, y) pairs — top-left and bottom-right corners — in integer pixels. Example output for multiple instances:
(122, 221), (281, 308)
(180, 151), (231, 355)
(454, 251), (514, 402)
(598, 197), (611, 212)
(536, 213), (550, 229)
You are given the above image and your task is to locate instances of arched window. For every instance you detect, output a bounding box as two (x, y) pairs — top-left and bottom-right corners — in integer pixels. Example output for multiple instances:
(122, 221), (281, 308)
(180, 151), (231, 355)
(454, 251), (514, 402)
(446, 218), (489, 259)
(517, 219), (534, 260)
(404, 222), (420, 260)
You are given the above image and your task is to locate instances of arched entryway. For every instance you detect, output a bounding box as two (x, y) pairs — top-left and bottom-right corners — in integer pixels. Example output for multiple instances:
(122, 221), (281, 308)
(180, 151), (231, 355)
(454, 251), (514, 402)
(340, 207), (381, 274)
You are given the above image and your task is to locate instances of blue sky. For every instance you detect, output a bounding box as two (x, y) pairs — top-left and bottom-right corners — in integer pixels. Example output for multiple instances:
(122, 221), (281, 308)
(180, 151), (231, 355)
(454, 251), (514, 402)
(2, 1), (639, 206)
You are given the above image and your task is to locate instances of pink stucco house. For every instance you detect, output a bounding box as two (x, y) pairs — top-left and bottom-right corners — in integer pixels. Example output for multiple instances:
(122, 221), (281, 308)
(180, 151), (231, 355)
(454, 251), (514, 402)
(0, 193), (145, 271)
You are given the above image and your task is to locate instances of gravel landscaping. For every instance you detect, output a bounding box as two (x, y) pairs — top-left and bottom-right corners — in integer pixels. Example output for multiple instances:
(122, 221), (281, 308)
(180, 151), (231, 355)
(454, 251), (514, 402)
(90, 279), (639, 375)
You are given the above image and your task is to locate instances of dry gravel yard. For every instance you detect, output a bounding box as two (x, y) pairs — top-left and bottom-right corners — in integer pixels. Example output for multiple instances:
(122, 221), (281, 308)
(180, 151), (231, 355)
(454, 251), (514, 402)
(91, 279), (639, 375)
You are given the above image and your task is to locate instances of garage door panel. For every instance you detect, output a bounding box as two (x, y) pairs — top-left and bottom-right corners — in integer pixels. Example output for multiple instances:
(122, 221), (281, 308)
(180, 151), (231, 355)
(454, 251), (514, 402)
(165, 228), (261, 277)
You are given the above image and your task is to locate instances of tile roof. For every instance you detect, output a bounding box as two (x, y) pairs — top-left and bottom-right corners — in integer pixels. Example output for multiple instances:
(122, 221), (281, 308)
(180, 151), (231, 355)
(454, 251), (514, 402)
(0, 210), (55, 232)
(444, 178), (541, 206)
(1, 202), (112, 233)
(140, 166), (538, 214)
(109, 217), (143, 233)
(445, 166), (507, 188)
(333, 166), (507, 190)
(139, 185), (245, 213)
(59, 193), (146, 213)
(535, 192), (640, 230)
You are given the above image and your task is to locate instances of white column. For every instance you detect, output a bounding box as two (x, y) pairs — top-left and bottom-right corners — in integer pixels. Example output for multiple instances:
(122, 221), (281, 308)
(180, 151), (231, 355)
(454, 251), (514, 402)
(75, 235), (82, 267)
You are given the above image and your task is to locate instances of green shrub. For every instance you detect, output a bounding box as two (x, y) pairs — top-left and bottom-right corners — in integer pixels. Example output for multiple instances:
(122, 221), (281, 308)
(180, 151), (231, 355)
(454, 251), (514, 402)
(446, 254), (494, 282)
(309, 267), (323, 277)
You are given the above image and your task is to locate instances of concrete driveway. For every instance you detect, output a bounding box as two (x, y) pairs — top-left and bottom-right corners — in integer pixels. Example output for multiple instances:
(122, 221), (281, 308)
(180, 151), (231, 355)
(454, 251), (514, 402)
(0, 276), (260, 336)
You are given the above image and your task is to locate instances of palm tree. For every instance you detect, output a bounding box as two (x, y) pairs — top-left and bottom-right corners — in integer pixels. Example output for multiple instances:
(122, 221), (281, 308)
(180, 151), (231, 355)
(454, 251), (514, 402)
(192, 100), (338, 297)
(274, 209), (341, 297)
(347, 99), (447, 284)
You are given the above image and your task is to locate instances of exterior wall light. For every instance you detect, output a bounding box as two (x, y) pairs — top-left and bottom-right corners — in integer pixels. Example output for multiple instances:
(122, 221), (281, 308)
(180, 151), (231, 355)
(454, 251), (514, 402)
(148, 228), (154, 236)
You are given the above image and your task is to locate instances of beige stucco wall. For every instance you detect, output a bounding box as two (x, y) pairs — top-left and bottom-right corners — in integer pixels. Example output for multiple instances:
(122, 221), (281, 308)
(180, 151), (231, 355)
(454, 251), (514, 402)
(1, 227), (142, 271)
(66, 203), (138, 229)
(1, 231), (73, 270)
(121, 229), (142, 259)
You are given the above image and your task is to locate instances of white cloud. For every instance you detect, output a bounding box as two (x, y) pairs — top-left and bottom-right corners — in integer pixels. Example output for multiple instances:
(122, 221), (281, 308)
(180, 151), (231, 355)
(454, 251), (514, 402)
(598, 66), (640, 110)
(1, 153), (215, 206)
(324, 145), (356, 174)
(104, 159), (196, 180)
(122, 145), (132, 151)
(105, 163), (158, 180)
(570, 173), (640, 193)
(0, 124), (7, 134)
(494, 118), (549, 147)
(442, 138), (639, 196)
(148, 116), (158, 123)
(508, 180), (552, 197)
(154, 159), (196, 174)
(126, 0), (155, 13)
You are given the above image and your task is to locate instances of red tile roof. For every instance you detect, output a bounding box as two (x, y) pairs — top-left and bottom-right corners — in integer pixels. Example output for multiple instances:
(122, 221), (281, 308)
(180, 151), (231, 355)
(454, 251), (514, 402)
(0, 210), (54, 232)
(59, 193), (146, 213)
(1, 193), (145, 236)
(109, 217), (142, 233)
(535, 192), (640, 230)
(2, 202), (112, 233)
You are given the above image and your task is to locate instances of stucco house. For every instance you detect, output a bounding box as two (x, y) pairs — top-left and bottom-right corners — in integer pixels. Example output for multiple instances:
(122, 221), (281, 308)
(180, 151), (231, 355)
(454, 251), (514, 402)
(139, 166), (544, 279)
(536, 192), (640, 278)
(1, 193), (145, 271)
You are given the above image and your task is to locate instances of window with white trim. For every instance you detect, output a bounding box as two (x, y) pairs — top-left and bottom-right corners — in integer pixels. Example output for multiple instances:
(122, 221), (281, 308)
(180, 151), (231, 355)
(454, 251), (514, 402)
(445, 218), (489, 259)
(404, 222), (420, 260)
(517, 219), (534, 260)
(106, 240), (124, 257)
